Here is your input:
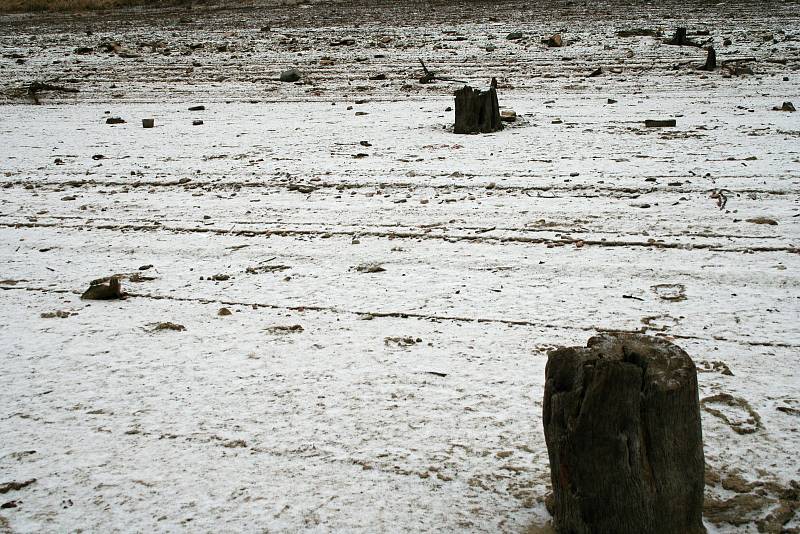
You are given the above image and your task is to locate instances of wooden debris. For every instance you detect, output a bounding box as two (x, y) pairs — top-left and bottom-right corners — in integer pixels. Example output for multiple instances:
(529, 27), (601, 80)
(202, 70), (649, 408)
(27, 82), (78, 105)
(417, 59), (468, 85)
(80, 277), (123, 300)
(665, 27), (699, 47)
(454, 85), (503, 134)
(699, 46), (717, 71)
(645, 119), (676, 127)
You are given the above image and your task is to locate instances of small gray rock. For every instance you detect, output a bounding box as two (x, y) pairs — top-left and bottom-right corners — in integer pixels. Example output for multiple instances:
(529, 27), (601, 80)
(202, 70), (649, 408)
(280, 68), (301, 82)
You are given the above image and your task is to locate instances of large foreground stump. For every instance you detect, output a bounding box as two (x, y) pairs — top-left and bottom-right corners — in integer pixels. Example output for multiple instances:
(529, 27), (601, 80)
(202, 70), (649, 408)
(453, 85), (503, 134)
(543, 334), (705, 534)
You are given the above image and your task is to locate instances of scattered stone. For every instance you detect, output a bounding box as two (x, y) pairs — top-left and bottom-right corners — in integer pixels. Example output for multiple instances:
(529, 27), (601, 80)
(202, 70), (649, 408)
(41, 310), (70, 319)
(80, 277), (122, 300)
(506, 31), (524, 40)
(746, 217), (778, 225)
(188, 105), (205, 111)
(193, 120), (204, 126)
(152, 322), (185, 332)
(500, 110), (517, 122)
(698, 360), (734, 376)
(139, 265), (153, 271)
(369, 73), (387, 80)
(288, 184), (316, 194)
(91, 154), (105, 160)
(217, 307), (232, 316)
(588, 67), (603, 77)
(546, 33), (563, 47)
(279, 68), (301, 82)
(607, 98), (617, 104)
(211, 274), (230, 281)
(384, 336), (421, 347)
(245, 264), (290, 274)
(142, 118), (155, 128)
(61, 195), (77, 201)
(772, 101), (795, 112)
(354, 262), (386, 273)
(265, 324), (304, 334)
(106, 117), (125, 124)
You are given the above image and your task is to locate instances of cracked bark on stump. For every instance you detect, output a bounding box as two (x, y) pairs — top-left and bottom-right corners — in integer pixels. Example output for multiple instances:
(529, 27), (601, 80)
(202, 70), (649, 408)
(453, 85), (503, 134)
(543, 334), (705, 534)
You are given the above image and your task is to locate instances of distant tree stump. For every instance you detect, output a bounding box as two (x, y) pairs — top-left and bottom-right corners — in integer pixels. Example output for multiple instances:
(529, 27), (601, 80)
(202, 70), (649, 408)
(665, 27), (698, 47)
(543, 334), (705, 534)
(700, 46), (717, 71)
(453, 85), (503, 134)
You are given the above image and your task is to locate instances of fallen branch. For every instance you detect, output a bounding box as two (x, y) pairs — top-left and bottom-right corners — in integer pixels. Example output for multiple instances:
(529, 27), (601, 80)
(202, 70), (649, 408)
(418, 59), (468, 84)
(721, 57), (756, 65)
(27, 81), (78, 105)
(709, 189), (730, 210)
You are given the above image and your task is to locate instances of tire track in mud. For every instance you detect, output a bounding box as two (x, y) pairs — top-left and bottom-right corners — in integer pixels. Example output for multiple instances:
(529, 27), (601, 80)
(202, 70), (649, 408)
(2, 220), (796, 253)
(2, 178), (795, 197)
(2, 284), (798, 350)
(2, 214), (786, 242)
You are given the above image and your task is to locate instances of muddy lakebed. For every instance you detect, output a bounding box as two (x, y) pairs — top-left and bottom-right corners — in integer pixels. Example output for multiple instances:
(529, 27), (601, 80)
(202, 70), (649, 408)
(0, 0), (799, 532)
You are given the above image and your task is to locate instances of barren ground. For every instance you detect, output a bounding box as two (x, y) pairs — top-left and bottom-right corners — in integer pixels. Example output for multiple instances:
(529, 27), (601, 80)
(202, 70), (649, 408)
(0, 0), (799, 532)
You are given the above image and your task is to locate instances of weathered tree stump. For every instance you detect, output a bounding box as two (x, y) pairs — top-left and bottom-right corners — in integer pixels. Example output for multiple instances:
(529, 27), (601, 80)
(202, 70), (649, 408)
(700, 46), (717, 71)
(543, 334), (705, 534)
(665, 27), (698, 47)
(453, 85), (503, 134)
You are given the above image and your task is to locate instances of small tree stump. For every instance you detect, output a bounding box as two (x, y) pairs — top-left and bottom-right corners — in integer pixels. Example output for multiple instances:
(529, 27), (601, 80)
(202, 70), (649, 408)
(454, 85), (503, 134)
(700, 46), (717, 71)
(543, 334), (705, 534)
(665, 27), (698, 47)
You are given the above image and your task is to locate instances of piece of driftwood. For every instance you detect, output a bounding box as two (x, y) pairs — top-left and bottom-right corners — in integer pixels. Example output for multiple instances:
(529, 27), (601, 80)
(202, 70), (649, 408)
(27, 82), (78, 105)
(81, 277), (123, 300)
(543, 334), (705, 534)
(418, 59), (468, 84)
(644, 119), (676, 127)
(453, 85), (503, 134)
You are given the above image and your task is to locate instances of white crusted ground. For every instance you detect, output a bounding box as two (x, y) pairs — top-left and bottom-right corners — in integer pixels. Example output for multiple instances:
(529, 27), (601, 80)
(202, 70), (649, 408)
(0, 1), (798, 532)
